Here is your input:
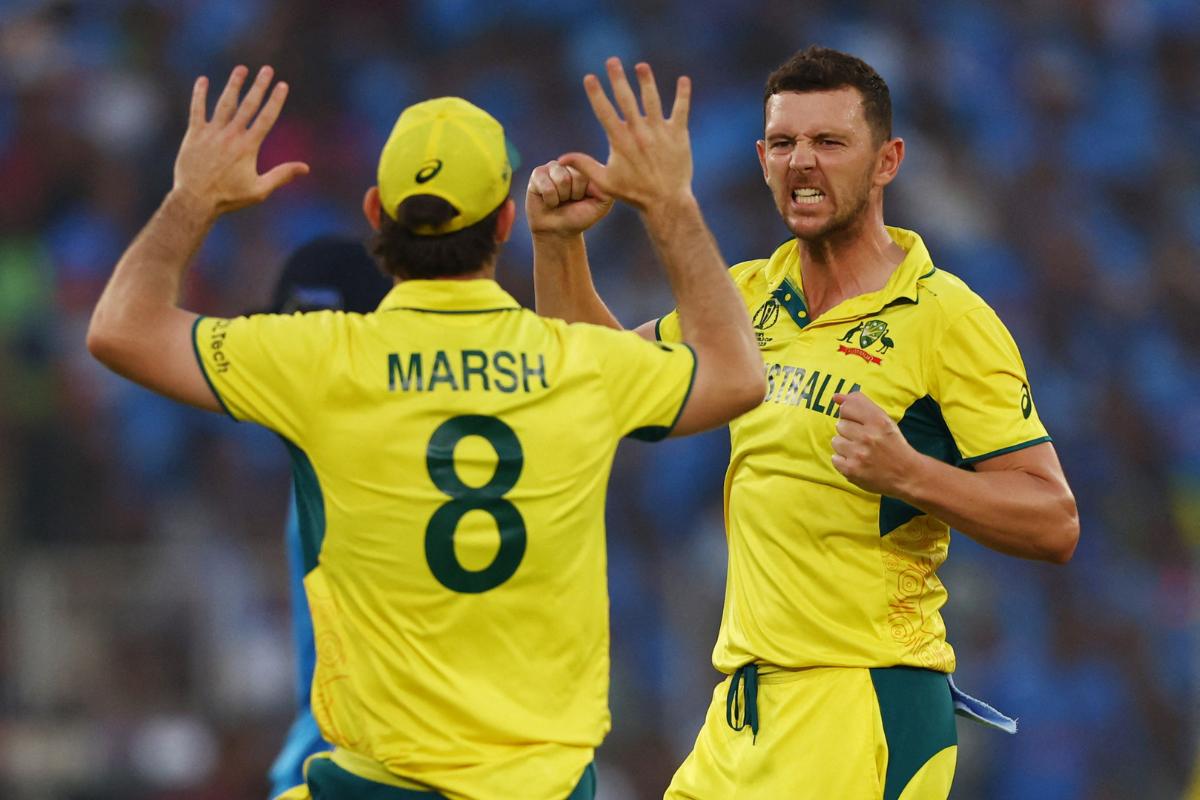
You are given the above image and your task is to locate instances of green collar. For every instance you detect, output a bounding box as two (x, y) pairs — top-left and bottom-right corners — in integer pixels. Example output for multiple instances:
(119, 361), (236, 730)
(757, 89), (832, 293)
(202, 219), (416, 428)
(762, 226), (937, 328)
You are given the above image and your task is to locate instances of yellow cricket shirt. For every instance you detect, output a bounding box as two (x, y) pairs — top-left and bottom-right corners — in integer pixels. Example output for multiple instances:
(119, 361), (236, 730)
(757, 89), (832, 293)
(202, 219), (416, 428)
(193, 279), (696, 800)
(657, 227), (1049, 675)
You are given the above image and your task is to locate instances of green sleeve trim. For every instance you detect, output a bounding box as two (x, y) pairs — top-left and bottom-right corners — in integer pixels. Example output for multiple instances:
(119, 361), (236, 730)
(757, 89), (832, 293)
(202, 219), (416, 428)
(960, 435), (1053, 466)
(653, 316), (664, 341)
(626, 343), (697, 442)
(191, 316), (237, 420)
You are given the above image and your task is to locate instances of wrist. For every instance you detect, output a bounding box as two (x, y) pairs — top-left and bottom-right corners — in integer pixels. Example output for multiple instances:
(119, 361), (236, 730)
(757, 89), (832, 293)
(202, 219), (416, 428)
(164, 185), (220, 225)
(641, 191), (699, 229)
(531, 230), (587, 255)
(892, 450), (935, 507)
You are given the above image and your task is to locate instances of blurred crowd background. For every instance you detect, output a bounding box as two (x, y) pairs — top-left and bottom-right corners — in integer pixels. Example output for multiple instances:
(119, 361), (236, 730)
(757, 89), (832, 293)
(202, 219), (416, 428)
(1, 0), (1198, 798)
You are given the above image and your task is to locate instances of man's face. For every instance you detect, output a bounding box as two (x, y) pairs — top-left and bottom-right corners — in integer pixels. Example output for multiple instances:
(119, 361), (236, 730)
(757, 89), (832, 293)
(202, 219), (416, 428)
(756, 88), (885, 243)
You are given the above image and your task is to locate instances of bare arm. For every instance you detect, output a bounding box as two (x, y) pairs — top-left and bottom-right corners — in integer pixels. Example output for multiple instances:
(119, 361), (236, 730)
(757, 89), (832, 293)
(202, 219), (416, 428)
(531, 231), (622, 329)
(526, 162), (621, 328)
(87, 66), (308, 410)
(88, 189), (220, 410)
(831, 392), (1079, 563)
(637, 193), (761, 436)
(552, 58), (765, 434)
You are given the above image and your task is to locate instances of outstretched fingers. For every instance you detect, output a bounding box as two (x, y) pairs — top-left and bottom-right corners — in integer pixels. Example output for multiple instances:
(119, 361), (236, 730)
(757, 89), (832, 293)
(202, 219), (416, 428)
(635, 62), (663, 121)
(212, 66), (249, 124)
(249, 81), (290, 143)
(582, 73), (623, 140)
(189, 76), (209, 128)
(670, 75), (691, 127)
(259, 161), (310, 197)
(233, 66), (275, 128)
(605, 57), (642, 126)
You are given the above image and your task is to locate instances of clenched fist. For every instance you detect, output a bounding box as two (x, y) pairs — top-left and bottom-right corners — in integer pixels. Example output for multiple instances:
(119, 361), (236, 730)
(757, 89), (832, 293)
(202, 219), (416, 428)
(830, 391), (922, 497)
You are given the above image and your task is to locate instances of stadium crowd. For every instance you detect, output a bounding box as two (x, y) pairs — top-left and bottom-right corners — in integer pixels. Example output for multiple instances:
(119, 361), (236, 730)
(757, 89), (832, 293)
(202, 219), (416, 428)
(1, 0), (1197, 797)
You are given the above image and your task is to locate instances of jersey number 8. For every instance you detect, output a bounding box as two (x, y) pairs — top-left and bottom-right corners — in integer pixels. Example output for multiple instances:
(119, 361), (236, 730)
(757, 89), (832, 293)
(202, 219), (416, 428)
(425, 415), (526, 593)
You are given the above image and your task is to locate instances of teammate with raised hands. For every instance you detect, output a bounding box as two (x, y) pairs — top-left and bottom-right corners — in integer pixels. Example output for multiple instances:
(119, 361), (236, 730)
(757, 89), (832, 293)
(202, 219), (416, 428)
(89, 59), (761, 800)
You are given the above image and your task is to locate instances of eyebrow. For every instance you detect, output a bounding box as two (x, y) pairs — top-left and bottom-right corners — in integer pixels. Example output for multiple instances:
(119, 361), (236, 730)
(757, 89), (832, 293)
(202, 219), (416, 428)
(764, 128), (852, 141)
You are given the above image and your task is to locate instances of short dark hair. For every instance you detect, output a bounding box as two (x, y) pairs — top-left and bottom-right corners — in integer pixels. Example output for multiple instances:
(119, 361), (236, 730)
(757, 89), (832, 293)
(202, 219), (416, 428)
(763, 46), (892, 142)
(373, 195), (503, 281)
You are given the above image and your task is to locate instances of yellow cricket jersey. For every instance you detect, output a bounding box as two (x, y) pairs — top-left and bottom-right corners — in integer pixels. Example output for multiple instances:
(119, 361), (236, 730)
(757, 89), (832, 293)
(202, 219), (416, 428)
(657, 227), (1049, 675)
(192, 279), (696, 800)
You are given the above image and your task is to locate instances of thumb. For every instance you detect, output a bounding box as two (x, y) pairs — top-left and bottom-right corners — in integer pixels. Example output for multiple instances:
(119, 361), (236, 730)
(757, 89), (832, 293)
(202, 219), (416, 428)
(260, 161), (310, 195)
(557, 152), (608, 193)
(583, 179), (614, 204)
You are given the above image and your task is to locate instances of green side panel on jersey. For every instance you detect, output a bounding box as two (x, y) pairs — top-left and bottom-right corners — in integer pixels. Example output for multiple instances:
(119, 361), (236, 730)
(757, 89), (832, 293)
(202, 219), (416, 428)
(304, 758), (596, 799)
(869, 666), (957, 800)
(306, 757), (446, 798)
(566, 763), (597, 800)
(879, 395), (962, 537)
(281, 438), (325, 575)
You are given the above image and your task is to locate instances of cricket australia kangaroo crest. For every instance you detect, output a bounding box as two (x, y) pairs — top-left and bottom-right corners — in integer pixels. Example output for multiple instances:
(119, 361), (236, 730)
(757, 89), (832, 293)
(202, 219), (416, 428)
(837, 318), (895, 365)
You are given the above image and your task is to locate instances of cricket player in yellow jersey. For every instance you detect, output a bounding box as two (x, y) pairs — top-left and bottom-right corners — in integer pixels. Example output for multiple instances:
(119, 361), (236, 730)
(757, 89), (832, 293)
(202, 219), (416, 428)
(530, 49), (1080, 798)
(86, 62), (765, 800)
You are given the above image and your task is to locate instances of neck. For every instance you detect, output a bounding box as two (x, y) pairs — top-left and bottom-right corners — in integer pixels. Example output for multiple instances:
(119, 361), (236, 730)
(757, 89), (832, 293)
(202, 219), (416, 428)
(393, 261), (496, 285)
(434, 266), (492, 281)
(796, 211), (904, 320)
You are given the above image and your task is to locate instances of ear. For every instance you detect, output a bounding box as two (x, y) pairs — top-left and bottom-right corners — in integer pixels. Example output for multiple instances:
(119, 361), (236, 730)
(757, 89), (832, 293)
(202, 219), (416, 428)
(494, 198), (517, 243)
(755, 140), (769, 181)
(874, 138), (905, 188)
(363, 186), (383, 231)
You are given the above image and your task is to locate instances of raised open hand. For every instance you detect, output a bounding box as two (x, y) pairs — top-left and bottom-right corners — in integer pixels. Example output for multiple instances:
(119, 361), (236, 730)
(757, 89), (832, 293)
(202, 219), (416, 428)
(173, 65), (309, 216)
(559, 58), (692, 211)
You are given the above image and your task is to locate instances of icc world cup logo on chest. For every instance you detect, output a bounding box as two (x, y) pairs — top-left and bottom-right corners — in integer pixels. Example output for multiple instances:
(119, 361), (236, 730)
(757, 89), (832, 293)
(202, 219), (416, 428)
(837, 318), (894, 365)
(752, 298), (781, 347)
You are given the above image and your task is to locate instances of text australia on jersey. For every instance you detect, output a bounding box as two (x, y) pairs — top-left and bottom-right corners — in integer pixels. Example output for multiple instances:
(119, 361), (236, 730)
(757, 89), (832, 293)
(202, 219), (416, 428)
(763, 361), (859, 417)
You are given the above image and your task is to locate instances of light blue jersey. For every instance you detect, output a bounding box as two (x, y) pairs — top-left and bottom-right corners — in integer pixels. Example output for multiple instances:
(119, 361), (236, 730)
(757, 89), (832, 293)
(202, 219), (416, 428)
(268, 490), (332, 799)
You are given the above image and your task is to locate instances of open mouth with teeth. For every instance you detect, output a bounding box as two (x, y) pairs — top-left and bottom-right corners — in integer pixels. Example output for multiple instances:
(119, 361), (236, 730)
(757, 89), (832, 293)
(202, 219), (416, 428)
(792, 187), (826, 205)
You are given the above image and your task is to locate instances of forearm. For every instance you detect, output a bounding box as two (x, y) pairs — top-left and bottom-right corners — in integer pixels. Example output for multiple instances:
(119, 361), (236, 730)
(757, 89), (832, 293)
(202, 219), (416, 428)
(641, 195), (756, 363)
(896, 453), (1079, 563)
(89, 188), (214, 348)
(532, 233), (622, 328)
(634, 194), (764, 431)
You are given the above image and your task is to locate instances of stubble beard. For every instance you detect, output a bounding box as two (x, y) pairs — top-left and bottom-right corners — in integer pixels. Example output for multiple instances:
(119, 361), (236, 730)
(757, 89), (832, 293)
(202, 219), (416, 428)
(784, 168), (874, 248)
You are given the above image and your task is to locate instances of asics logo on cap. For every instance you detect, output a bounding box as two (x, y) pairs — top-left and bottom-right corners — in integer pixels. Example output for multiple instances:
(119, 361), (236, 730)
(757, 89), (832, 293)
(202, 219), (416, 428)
(415, 159), (444, 183)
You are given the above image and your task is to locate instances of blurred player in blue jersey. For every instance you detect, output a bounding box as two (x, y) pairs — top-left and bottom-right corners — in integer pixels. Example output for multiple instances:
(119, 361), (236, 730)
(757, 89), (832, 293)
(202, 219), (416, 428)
(263, 236), (391, 800)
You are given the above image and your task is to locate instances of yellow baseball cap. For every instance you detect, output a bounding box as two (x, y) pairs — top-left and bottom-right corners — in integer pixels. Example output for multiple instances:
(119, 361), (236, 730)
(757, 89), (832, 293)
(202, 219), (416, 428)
(376, 97), (515, 235)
